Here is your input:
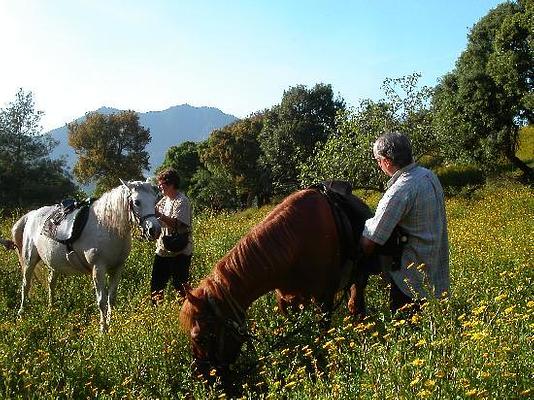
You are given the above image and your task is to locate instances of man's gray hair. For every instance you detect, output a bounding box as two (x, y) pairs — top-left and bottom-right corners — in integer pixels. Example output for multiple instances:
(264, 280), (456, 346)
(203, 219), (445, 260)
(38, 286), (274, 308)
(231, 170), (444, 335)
(373, 132), (413, 167)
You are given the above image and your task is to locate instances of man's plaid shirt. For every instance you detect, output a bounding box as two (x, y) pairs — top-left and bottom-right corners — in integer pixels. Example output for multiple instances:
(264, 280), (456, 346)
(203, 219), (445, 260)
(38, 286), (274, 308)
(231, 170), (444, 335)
(363, 163), (450, 299)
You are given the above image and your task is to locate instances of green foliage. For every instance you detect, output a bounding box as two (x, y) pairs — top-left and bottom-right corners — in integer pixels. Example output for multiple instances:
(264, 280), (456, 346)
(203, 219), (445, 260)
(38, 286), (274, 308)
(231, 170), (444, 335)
(0, 89), (76, 209)
(432, 0), (533, 180)
(259, 83), (345, 196)
(68, 111), (151, 195)
(157, 141), (201, 191)
(201, 114), (265, 207)
(0, 179), (532, 398)
(188, 167), (240, 211)
(436, 164), (486, 195)
(517, 125), (533, 165)
(301, 74), (435, 191)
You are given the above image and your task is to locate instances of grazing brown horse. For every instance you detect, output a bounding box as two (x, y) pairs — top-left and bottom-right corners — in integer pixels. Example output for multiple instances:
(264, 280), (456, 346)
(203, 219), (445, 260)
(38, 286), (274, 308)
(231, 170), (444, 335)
(180, 188), (379, 379)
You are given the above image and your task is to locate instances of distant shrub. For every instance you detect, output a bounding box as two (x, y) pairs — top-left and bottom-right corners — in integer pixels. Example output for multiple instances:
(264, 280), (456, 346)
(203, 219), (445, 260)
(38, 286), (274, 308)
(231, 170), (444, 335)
(516, 125), (533, 165)
(436, 164), (485, 194)
(418, 154), (444, 169)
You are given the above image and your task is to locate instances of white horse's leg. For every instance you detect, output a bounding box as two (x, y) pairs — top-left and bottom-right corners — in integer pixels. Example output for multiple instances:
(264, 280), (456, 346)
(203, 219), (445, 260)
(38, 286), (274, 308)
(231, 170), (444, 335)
(18, 251), (39, 316)
(92, 266), (109, 333)
(48, 269), (58, 308)
(106, 266), (123, 326)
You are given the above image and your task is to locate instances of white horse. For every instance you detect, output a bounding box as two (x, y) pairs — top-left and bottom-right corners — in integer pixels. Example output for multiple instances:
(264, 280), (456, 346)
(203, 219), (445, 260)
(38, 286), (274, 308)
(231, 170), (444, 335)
(11, 180), (161, 332)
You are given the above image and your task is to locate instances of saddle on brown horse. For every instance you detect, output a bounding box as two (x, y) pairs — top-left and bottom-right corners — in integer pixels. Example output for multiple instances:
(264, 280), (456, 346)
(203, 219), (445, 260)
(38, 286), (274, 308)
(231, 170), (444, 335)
(310, 180), (407, 273)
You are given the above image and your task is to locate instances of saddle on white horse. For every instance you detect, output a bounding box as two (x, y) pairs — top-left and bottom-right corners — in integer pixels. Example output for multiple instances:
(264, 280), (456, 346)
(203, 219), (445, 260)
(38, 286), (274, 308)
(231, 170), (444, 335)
(41, 198), (94, 270)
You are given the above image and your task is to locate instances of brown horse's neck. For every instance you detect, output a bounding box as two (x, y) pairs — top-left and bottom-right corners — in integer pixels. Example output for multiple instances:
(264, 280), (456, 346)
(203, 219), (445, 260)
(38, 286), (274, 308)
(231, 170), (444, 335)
(209, 209), (303, 312)
(210, 250), (286, 313)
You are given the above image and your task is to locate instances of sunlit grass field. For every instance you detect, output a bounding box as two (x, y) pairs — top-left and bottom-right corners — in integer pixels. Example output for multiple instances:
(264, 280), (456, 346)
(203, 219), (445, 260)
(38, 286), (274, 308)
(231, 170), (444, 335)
(0, 178), (532, 399)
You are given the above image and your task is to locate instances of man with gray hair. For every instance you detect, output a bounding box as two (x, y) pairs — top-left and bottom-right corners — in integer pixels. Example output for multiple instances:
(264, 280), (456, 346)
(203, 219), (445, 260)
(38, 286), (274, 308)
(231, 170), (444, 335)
(360, 132), (449, 313)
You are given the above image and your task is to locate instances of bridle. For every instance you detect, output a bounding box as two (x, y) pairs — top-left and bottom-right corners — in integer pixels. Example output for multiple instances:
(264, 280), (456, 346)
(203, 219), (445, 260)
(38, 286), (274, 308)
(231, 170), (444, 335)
(192, 279), (256, 372)
(128, 197), (157, 226)
(123, 186), (157, 239)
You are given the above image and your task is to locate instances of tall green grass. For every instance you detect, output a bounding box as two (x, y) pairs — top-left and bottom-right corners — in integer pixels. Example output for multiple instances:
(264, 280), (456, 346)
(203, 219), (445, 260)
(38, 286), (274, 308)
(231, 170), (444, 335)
(0, 179), (532, 399)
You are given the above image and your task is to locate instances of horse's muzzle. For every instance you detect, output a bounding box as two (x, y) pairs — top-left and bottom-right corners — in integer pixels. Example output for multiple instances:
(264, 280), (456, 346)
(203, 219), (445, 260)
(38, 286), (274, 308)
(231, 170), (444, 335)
(144, 219), (161, 240)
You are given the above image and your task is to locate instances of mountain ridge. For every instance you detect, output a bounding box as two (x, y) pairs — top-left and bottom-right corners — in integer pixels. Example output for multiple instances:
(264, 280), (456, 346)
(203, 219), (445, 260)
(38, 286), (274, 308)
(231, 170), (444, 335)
(48, 104), (238, 175)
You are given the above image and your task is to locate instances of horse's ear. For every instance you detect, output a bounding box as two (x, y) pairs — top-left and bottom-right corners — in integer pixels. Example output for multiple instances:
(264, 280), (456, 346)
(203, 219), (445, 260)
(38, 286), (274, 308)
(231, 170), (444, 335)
(186, 287), (205, 308)
(119, 178), (130, 190)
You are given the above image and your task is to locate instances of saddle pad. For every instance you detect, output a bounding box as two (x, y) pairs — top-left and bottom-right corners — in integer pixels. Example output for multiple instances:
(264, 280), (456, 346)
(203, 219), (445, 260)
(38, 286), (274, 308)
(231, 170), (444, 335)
(42, 205), (90, 245)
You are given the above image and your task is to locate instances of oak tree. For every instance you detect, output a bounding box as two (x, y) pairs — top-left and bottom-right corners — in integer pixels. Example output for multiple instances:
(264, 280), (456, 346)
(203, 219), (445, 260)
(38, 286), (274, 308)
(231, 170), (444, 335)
(432, 0), (533, 180)
(68, 110), (151, 194)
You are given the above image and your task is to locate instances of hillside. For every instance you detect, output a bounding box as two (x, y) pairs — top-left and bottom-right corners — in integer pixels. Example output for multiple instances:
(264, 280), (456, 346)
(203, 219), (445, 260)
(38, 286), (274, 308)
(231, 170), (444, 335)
(48, 104), (237, 174)
(0, 178), (532, 398)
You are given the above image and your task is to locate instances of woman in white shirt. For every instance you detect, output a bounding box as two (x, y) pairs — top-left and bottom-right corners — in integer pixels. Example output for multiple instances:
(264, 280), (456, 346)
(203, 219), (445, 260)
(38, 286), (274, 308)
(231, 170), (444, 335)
(151, 168), (193, 305)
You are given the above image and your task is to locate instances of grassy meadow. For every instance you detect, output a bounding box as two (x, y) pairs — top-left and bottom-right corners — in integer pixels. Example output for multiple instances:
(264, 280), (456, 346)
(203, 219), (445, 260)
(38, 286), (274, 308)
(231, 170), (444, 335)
(0, 176), (533, 399)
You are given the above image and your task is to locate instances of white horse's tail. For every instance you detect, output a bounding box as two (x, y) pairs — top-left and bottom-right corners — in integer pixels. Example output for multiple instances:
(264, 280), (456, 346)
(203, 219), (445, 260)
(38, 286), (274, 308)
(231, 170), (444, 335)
(12, 213), (29, 269)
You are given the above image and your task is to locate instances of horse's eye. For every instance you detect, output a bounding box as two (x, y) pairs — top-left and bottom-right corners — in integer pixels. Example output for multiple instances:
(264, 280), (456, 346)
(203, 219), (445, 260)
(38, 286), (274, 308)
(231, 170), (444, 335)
(134, 200), (141, 207)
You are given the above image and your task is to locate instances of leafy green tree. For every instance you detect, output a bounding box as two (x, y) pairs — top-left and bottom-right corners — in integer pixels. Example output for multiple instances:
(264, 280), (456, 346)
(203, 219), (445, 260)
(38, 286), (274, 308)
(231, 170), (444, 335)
(68, 111), (151, 194)
(157, 141), (201, 192)
(201, 114), (264, 207)
(432, 0), (533, 180)
(259, 83), (345, 196)
(301, 74), (435, 191)
(0, 89), (76, 208)
(188, 167), (240, 211)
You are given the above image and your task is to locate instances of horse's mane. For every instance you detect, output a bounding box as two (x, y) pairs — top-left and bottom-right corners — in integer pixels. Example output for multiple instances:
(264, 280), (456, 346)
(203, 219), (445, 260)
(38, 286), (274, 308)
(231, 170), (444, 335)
(92, 185), (131, 238)
(180, 189), (325, 330)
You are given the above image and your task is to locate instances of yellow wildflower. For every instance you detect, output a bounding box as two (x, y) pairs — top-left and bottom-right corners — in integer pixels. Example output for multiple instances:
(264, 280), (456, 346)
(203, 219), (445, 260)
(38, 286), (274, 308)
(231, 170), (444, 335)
(466, 389), (477, 397)
(424, 379), (436, 388)
(411, 358), (425, 367)
(494, 293), (507, 302)
(473, 305), (487, 315)
(504, 305), (516, 314)
(415, 339), (427, 348)
(435, 370), (445, 378)
(410, 314), (421, 324)
(417, 389), (432, 398)
(410, 376), (421, 387)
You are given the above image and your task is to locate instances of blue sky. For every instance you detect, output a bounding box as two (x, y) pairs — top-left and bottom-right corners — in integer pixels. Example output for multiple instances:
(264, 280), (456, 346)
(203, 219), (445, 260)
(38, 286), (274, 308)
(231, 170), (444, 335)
(0, 0), (504, 132)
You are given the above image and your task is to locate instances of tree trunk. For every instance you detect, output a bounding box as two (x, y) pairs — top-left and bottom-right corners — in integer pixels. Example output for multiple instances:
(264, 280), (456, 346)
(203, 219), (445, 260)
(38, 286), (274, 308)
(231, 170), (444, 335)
(506, 151), (534, 183)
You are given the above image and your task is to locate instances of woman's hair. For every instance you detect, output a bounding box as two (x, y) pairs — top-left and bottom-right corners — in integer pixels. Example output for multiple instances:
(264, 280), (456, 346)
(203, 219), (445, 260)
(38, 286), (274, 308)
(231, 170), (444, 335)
(373, 132), (413, 167)
(157, 167), (180, 189)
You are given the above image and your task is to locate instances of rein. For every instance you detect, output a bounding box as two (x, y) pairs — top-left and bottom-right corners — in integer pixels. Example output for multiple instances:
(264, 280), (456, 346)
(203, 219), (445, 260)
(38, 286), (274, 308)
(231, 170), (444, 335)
(194, 278), (258, 372)
(208, 277), (256, 342)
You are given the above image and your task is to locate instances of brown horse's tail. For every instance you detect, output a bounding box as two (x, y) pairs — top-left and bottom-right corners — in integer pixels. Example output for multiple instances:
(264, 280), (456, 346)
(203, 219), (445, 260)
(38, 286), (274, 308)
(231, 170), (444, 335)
(11, 213), (29, 269)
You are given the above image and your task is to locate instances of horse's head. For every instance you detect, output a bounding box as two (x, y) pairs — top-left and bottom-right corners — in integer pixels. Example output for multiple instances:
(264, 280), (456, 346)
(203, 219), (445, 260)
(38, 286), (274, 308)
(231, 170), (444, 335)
(121, 180), (161, 240)
(180, 286), (246, 381)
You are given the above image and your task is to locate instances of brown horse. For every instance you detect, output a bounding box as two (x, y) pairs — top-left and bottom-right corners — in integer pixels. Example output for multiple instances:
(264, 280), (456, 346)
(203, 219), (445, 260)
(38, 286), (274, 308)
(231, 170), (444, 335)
(180, 188), (380, 378)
